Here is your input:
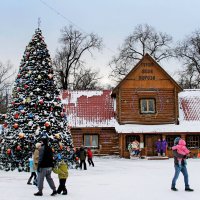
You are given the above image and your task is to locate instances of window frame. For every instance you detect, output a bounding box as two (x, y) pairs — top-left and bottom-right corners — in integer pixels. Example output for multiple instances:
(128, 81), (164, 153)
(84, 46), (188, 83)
(83, 134), (99, 148)
(186, 135), (200, 149)
(139, 98), (156, 114)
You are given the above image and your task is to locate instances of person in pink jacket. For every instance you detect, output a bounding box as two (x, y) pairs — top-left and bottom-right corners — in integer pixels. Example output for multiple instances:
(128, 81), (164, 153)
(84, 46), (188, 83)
(172, 139), (190, 166)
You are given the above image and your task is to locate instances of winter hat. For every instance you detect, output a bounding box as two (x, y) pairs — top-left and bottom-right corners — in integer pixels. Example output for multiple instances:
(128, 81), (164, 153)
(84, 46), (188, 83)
(35, 143), (41, 149)
(174, 137), (181, 145)
(178, 139), (186, 146)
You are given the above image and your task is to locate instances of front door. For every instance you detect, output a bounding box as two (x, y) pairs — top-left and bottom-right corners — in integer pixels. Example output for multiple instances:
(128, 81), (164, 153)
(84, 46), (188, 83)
(145, 134), (162, 156)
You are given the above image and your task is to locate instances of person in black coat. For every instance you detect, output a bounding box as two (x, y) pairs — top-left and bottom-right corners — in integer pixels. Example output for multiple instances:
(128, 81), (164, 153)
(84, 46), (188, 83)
(79, 145), (87, 170)
(34, 136), (57, 196)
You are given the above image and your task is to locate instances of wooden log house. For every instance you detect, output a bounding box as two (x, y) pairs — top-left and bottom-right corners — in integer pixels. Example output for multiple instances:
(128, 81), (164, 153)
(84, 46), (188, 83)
(62, 54), (200, 158)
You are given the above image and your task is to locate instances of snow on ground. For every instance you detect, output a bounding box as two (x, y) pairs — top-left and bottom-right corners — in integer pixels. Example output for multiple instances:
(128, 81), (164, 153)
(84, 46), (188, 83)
(0, 157), (199, 200)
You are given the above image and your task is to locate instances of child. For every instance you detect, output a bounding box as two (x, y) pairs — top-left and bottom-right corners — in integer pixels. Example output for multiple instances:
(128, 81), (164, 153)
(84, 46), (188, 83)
(53, 158), (68, 195)
(27, 155), (37, 185)
(87, 148), (94, 167)
(172, 139), (190, 166)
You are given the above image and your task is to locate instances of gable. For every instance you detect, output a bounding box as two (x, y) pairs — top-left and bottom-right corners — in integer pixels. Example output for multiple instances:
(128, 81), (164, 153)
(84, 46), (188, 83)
(112, 54), (182, 94)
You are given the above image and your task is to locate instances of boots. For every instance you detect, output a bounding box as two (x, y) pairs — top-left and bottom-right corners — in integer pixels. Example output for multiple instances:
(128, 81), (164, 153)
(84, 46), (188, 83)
(27, 178), (32, 185)
(185, 188), (194, 192)
(34, 191), (43, 196)
(51, 191), (57, 196)
(62, 189), (68, 195)
(171, 187), (178, 191)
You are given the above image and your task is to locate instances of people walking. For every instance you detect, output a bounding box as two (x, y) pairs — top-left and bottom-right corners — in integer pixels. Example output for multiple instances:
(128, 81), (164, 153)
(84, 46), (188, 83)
(27, 155), (37, 185)
(79, 145), (87, 170)
(171, 137), (194, 192)
(87, 148), (94, 167)
(33, 142), (41, 186)
(34, 136), (57, 196)
(53, 157), (68, 195)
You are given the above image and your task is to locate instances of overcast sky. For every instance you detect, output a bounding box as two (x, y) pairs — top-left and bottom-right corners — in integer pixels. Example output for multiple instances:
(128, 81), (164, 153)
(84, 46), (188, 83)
(1, 0), (200, 85)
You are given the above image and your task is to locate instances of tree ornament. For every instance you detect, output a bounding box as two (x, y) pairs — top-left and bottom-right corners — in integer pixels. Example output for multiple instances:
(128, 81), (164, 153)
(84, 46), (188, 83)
(18, 132), (25, 139)
(28, 121), (33, 126)
(3, 122), (8, 128)
(20, 109), (26, 114)
(54, 133), (60, 139)
(46, 93), (50, 98)
(59, 142), (63, 150)
(14, 113), (19, 119)
(38, 75), (42, 79)
(39, 99), (44, 104)
(16, 145), (21, 151)
(44, 121), (51, 127)
(7, 149), (11, 155)
(48, 74), (53, 79)
(24, 84), (29, 89)
(13, 123), (19, 129)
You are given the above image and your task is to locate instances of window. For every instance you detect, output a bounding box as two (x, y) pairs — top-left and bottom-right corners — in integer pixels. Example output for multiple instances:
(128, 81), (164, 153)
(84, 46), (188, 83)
(186, 135), (200, 149)
(126, 135), (140, 149)
(84, 134), (99, 148)
(166, 135), (181, 148)
(140, 99), (155, 114)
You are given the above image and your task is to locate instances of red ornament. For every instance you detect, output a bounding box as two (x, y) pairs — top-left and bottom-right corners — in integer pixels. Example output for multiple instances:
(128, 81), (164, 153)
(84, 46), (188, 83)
(13, 123), (19, 129)
(17, 74), (21, 78)
(44, 121), (51, 127)
(14, 113), (19, 119)
(7, 149), (11, 155)
(57, 97), (61, 101)
(16, 145), (21, 151)
(24, 84), (29, 89)
(21, 109), (26, 114)
(3, 122), (8, 128)
(75, 157), (79, 161)
(39, 99), (44, 104)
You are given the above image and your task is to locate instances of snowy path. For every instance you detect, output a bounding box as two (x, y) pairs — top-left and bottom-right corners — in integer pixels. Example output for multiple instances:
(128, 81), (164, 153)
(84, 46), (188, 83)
(0, 157), (199, 200)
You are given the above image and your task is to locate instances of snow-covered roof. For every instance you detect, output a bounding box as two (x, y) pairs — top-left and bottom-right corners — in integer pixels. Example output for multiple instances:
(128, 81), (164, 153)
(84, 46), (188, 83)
(61, 89), (200, 133)
(62, 90), (116, 127)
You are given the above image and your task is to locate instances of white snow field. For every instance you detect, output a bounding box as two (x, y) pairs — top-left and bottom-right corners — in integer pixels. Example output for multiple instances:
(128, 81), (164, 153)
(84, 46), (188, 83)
(0, 156), (199, 200)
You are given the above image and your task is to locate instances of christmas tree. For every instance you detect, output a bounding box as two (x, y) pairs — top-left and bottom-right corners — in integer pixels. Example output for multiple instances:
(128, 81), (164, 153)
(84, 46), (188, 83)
(0, 28), (74, 171)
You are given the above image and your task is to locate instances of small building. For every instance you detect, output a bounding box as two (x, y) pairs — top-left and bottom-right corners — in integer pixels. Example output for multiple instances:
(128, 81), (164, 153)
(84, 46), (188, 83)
(62, 54), (200, 158)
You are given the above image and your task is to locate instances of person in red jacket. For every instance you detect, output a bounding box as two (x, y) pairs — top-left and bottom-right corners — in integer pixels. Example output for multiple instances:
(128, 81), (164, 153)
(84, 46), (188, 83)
(87, 148), (94, 167)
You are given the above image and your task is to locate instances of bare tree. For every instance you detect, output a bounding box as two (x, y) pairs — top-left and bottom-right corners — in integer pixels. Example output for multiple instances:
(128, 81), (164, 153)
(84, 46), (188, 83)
(73, 67), (102, 90)
(53, 25), (103, 89)
(175, 30), (200, 88)
(177, 64), (200, 89)
(109, 24), (173, 82)
(0, 61), (14, 113)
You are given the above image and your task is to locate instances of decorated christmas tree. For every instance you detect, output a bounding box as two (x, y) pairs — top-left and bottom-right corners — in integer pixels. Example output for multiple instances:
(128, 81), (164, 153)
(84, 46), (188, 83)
(0, 28), (74, 171)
